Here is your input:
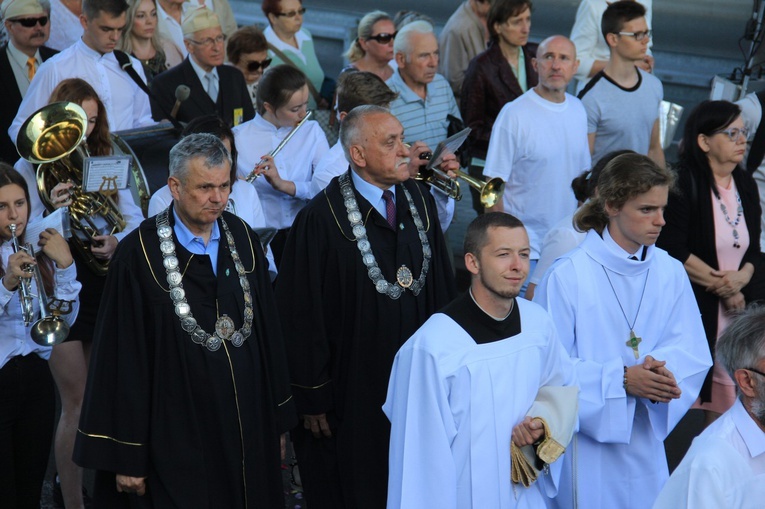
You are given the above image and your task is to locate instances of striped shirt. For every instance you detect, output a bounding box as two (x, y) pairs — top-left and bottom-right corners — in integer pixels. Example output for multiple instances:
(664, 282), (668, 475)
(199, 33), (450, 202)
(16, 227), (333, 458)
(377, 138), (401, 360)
(386, 70), (461, 149)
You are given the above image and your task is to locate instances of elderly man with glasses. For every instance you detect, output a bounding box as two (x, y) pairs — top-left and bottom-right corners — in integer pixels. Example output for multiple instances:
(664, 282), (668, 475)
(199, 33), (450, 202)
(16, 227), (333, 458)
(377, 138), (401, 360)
(0, 0), (57, 164)
(150, 6), (254, 126)
(654, 304), (765, 508)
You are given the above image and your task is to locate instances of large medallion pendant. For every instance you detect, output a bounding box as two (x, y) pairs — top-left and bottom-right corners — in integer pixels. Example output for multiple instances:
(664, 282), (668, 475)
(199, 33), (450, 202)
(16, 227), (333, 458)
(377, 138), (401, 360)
(215, 314), (236, 340)
(396, 265), (414, 288)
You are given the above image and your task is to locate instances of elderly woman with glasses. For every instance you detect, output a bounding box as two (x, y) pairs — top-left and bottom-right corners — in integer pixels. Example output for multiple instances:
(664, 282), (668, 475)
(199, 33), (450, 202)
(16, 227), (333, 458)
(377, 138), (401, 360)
(657, 100), (765, 428)
(261, 0), (325, 109)
(227, 25), (270, 108)
(340, 10), (395, 81)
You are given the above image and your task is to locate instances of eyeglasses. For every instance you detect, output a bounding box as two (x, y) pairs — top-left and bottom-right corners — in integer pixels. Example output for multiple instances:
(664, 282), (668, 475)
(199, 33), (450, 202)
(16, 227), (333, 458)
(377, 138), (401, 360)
(11, 16), (49, 27)
(713, 127), (750, 141)
(189, 34), (227, 48)
(617, 29), (651, 42)
(367, 32), (396, 44)
(745, 367), (765, 378)
(275, 7), (306, 18)
(245, 58), (272, 72)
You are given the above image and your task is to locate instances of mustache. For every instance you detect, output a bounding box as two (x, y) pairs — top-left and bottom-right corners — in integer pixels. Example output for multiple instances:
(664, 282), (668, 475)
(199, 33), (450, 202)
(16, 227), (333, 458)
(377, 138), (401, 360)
(397, 157), (411, 167)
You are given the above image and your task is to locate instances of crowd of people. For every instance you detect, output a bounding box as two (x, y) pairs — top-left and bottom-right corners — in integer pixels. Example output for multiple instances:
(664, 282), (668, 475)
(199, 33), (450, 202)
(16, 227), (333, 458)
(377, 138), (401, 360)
(0, 0), (764, 508)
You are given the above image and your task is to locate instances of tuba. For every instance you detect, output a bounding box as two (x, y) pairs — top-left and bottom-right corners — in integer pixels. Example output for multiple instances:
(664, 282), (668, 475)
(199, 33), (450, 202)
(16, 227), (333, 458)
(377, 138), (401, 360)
(16, 101), (141, 276)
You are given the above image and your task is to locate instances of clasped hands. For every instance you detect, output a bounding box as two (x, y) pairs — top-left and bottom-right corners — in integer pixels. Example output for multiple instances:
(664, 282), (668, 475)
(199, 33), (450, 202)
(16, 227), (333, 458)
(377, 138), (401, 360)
(625, 355), (681, 403)
(705, 266), (753, 311)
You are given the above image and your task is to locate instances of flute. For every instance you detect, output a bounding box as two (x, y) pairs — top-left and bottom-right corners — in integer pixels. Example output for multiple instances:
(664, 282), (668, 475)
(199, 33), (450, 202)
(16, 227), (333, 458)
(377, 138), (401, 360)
(246, 111), (313, 183)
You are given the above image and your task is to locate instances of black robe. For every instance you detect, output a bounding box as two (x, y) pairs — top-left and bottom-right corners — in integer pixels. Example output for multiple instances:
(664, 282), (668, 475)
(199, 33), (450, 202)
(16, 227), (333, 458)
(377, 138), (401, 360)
(74, 209), (296, 509)
(275, 171), (457, 509)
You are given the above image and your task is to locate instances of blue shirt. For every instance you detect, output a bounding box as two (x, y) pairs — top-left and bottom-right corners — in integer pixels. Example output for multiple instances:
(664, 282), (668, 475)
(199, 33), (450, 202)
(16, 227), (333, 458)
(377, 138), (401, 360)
(386, 70), (461, 149)
(351, 169), (396, 221)
(172, 208), (221, 275)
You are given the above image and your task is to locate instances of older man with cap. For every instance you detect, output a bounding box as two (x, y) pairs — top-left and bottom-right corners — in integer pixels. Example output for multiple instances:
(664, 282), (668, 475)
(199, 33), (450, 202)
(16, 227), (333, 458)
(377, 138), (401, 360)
(0, 0), (57, 163)
(150, 6), (254, 126)
(8, 0), (154, 144)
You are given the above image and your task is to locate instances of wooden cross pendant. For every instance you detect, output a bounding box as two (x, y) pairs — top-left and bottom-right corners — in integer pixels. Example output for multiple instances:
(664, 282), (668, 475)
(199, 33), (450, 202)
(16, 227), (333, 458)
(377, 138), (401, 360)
(626, 330), (642, 360)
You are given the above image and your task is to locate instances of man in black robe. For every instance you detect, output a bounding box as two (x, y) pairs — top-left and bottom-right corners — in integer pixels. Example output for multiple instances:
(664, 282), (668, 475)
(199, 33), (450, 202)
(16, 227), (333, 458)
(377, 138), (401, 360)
(276, 105), (457, 509)
(74, 133), (296, 509)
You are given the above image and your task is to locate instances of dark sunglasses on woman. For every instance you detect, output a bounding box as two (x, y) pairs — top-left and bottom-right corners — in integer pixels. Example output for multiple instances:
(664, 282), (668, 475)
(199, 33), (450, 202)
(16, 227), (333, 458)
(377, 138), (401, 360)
(246, 58), (272, 72)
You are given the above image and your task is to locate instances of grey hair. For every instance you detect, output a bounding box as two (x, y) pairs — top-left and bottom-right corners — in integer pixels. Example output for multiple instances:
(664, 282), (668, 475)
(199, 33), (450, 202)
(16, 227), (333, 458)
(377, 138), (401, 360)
(343, 10), (392, 63)
(393, 20), (433, 63)
(716, 305), (765, 397)
(169, 133), (231, 182)
(339, 104), (390, 166)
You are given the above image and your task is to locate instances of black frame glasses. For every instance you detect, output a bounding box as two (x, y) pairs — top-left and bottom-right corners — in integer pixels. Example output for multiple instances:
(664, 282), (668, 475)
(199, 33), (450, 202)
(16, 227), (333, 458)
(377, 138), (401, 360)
(744, 367), (765, 378)
(246, 58), (272, 72)
(275, 7), (306, 18)
(367, 32), (396, 44)
(12, 16), (49, 27)
(616, 29), (651, 42)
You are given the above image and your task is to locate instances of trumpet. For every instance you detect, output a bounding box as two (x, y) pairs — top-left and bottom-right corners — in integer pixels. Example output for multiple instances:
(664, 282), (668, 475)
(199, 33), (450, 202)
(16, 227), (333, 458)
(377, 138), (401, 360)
(246, 111), (313, 183)
(8, 223), (73, 346)
(415, 166), (505, 209)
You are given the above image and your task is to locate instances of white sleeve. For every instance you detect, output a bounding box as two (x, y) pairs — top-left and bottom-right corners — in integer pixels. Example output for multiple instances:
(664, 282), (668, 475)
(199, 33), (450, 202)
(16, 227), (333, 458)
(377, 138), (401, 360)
(114, 188), (145, 240)
(483, 105), (516, 181)
(383, 342), (458, 509)
(148, 186), (172, 217)
(431, 188), (455, 232)
(9, 64), (59, 145)
(569, 0), (600, 82)
(529, 227), (582, 285)
(535, 264), (635, 444)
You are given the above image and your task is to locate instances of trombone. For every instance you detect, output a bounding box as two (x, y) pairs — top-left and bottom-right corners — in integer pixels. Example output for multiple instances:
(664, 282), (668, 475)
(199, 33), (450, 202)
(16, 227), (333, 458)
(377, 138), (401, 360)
(8, 223), (73, 346)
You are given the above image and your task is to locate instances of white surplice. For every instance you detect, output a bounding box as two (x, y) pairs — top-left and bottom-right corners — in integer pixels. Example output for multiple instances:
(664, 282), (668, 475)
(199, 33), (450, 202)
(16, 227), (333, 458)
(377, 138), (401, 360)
(384, 298), (577, 509)
(535, 229), (713, 509)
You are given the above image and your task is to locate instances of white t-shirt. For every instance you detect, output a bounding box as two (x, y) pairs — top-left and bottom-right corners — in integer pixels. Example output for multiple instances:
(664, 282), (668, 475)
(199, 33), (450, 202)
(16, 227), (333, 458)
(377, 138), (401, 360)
(9, 40), (154, 144)
(484, 89), (591, 258)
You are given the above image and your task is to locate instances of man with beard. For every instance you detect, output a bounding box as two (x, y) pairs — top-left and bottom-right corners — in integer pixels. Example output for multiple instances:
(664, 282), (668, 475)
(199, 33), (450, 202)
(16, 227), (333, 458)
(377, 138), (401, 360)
(0, 0), (57, 163)
(654, 305), (765, 508)
(385, 213), (577, 508)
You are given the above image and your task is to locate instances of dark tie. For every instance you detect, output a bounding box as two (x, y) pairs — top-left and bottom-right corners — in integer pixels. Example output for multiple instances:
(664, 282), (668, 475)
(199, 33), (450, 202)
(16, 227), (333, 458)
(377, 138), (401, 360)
(382, 189), (396, 229)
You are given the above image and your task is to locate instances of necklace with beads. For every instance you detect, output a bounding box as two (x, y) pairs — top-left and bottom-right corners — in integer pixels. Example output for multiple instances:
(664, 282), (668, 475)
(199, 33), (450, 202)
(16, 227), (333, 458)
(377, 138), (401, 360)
(155, 208), (253, 352)
(339, 172), (431, 300)
(715, 188), (743, 248)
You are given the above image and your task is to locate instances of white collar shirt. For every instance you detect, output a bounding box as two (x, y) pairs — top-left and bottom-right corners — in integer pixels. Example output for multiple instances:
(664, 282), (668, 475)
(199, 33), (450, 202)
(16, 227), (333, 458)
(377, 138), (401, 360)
(264, 25), (309, 65)
(9, 39), (154, 143)
(156, 0), (188, 58)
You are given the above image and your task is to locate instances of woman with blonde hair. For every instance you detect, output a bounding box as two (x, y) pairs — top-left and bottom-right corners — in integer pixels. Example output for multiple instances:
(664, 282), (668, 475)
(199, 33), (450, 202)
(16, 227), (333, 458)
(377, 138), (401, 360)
(119, 0), (183, 82)
(341, 10), (395, 81)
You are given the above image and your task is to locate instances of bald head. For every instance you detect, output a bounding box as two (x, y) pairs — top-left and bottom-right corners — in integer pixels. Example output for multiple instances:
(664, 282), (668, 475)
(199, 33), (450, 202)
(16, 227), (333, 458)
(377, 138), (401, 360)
(536, 35), (576, 60)
(533, 35), (579, 102)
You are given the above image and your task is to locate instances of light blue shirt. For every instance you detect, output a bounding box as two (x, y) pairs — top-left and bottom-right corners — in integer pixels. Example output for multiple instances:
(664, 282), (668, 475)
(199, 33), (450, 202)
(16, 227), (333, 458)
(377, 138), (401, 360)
(351, 170), (396, 222)
(386, 70), (461, 149)
(172, 208), (221, 275)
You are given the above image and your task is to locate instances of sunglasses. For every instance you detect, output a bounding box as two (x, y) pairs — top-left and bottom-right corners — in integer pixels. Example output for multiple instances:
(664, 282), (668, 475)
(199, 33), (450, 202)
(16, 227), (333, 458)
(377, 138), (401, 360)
(246, 58), (272, 72)
(12, 16), (49, 27)
(367, 32), (396, 44)
(275, 7), (306, 17)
